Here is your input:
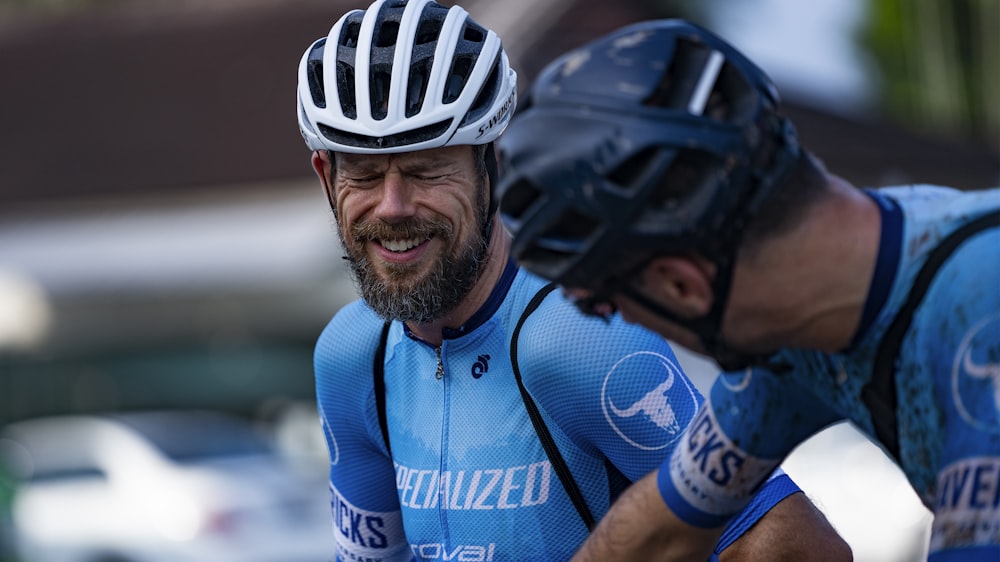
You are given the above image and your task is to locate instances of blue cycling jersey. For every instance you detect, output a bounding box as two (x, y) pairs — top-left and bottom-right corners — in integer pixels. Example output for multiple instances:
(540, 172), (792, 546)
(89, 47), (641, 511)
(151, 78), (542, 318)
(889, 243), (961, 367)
(315, 265), (800, 562)
(659, 185), (1000, 562)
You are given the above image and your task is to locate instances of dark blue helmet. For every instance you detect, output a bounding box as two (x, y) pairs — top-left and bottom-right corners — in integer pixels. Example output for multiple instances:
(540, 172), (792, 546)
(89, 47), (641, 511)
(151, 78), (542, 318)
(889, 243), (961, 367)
(497, 19), (800, 369)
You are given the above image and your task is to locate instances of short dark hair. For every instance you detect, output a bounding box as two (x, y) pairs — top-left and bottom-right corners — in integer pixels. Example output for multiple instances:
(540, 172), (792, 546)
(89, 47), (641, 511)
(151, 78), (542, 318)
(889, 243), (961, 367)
(739, 149), (831, 257)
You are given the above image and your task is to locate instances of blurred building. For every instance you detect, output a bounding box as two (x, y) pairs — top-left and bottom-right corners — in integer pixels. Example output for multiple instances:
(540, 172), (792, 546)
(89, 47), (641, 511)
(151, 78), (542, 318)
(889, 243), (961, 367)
(0, 0), (997, 426)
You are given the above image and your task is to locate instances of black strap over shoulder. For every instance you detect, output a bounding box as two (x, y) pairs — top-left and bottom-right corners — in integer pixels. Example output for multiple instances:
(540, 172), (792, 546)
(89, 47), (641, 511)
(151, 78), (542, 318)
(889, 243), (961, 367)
(510, 282), (598, 531)
(374, 321), (392, 456)
(863, 208), (1000, 463)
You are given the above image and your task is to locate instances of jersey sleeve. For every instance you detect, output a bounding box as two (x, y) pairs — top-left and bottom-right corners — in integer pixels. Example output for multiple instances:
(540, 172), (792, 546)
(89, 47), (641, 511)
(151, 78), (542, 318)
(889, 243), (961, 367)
(314, 302), (414, 562)
(712, 469), (800, 552)
(515, 290), (816, 554)
(515, 292), (704, 482)
(658, 365), (841, 528)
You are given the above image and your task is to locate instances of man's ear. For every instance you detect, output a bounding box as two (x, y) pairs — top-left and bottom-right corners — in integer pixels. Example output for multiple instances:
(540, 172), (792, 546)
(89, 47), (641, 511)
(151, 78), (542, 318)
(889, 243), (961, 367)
(639, 255), (714, 318)
(311, 151), (337, 210)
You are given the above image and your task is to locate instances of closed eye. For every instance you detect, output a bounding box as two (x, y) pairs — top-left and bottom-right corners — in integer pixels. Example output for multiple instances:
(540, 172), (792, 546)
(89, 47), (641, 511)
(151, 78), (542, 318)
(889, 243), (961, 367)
(343, 175), (382, 186)
(411, 173), (449, 182)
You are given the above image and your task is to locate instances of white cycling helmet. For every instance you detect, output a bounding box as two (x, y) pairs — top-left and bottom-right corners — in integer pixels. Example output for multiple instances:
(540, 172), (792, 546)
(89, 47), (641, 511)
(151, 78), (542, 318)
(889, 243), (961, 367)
(297, 0), (517, 154)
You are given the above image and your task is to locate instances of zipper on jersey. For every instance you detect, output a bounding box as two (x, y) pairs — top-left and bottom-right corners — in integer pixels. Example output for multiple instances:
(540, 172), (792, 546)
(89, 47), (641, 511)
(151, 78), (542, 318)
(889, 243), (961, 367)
(434, 346), (444, 379)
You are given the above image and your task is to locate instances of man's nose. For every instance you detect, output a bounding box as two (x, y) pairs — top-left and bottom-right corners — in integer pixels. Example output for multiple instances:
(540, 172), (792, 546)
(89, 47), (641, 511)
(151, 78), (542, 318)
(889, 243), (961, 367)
(374, 172), (416, 222)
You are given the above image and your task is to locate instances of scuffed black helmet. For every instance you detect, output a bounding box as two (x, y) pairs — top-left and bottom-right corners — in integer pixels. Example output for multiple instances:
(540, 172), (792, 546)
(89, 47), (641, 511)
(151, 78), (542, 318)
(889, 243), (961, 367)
(498, 19), (798, 293)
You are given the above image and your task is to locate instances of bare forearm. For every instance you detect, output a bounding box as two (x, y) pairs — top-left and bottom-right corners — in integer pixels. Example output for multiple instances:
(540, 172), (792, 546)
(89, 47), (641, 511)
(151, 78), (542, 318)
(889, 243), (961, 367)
(719, 491), (852, 562)
(571, 471), (722, 562)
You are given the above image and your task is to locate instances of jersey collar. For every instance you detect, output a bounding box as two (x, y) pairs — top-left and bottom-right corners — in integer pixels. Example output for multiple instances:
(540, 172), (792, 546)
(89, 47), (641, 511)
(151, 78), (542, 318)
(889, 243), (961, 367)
(846, 189), (903, 350)
(440, 258), (519, 340)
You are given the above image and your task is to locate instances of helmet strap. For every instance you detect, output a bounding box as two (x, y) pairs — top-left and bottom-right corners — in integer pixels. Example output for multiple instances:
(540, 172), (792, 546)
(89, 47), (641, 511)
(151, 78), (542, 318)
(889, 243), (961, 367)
(482, 141), (499, 241)
(616, 130), (798, 373)
(617, 260), (771, 371)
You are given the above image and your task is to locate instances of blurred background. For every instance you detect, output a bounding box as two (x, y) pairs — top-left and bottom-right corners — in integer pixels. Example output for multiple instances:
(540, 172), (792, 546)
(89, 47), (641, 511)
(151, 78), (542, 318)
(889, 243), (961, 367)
(0, 0), (997, 560)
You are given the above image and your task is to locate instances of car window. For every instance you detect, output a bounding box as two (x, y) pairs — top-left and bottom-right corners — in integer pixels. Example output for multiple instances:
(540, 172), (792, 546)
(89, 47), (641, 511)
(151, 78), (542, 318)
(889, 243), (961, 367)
(27, 465), (108, 484)
(111, 412), (270, 462)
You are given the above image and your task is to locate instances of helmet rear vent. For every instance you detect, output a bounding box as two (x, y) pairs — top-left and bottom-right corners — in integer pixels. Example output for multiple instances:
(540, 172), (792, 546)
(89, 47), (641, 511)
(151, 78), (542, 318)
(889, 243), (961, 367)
(643, 37), (757, 126)
(707, 61), (756, 124)
(643, 38), (713, 111)
(444, 56), (473, 104)
(463, 53), (501, 123)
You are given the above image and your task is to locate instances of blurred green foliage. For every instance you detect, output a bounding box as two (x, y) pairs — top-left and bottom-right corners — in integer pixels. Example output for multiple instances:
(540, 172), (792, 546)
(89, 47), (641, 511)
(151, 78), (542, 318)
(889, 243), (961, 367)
(860, 0), (999, 149)
(645, 0), (999, 149)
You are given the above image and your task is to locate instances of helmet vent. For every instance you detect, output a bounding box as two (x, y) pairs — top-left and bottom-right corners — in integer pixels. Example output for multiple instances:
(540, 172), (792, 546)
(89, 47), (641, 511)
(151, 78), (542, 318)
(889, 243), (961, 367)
(607, 147), (663, 192)
(656, 149), (716, 199)
(643, 38), (712, 111)
(415, 17), (443, 45)
(499, 179), (540, 221)
(463, 24), (485, 43)
(336, 62), (358, 119)
(463, 53), (501, 123)
(637, 148), (718, 227)
(371, 70), (392, 120)
(406, 61), (430, 117)
(542, 208), (599, 245)
(643, 38), (756, 126)
(305, 39), (328, 108)
(339, 19), (363, 48)
(375, 21), (400, 48)
(307, 61), (327, 108)
(706, 62), (756, 124)
(318, 118), (453, 149)
(444, 56), (473, 104)
(520, 206), (599, 276)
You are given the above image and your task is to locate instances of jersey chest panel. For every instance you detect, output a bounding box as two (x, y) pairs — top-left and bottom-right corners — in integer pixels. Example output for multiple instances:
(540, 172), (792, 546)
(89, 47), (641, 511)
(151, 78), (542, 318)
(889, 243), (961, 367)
(382, 319), (588, 561)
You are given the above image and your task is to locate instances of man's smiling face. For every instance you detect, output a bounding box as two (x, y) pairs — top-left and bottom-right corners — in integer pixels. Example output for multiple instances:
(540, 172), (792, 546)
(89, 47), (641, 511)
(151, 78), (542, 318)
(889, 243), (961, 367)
(327, 145), (490, 323)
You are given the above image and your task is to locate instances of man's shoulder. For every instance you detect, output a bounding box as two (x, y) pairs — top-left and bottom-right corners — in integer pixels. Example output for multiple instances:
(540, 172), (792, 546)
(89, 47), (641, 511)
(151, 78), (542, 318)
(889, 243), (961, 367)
(890, 186), (1000, 298)
(512, 275), (667, 348)
(511, 276), (680, 381)
(315, 299), (387, 364)
(323, 298), (383, 330)
(880, 184), (1000, 220)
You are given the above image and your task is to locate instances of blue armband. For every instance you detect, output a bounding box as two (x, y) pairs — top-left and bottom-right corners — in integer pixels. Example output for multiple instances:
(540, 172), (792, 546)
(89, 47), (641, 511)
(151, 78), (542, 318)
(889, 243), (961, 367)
(656, 406), (783, 528)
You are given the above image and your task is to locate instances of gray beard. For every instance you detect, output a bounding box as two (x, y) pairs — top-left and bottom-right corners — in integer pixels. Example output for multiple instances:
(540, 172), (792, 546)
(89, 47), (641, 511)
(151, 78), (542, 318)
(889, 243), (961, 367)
(338, 217), (490, 324)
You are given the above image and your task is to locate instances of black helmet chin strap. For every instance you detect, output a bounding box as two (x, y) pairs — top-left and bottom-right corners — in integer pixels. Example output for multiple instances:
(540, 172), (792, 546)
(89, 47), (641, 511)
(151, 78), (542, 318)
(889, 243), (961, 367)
(482, 142), (499, 239)
(618, 260), (773, 372)
(613, 126), (801, 373)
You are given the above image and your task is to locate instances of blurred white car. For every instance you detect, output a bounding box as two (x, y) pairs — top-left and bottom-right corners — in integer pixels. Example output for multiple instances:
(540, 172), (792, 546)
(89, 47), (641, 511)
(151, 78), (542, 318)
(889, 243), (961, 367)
(0, 410), (335, 562)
